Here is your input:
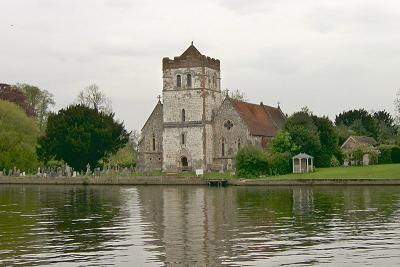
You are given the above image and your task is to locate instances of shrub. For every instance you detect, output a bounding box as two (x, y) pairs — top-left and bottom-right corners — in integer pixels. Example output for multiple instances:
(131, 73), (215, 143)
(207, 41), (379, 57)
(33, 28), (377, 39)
(330, 156), (340, 167)
(391, 146), (400, 163)
(377, 145), (393, 164)
(266, 152), (292, 175)
(236, 145), (268, 178)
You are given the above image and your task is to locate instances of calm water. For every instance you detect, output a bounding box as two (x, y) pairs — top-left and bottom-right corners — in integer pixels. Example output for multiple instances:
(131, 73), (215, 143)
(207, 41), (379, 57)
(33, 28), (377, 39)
(1, 185), (400, 266)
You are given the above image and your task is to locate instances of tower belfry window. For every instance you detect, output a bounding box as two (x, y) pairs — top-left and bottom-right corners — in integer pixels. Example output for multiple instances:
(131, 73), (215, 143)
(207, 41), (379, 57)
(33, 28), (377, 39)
(182, 109), (186, 122)
(177, 75), (181, 88)
(187, 74), (192, 88)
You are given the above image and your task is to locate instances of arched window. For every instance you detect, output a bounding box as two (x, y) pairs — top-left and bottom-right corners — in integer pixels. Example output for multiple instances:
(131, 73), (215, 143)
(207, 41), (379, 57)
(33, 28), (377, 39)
(152, 134), (156, 151)
(238, 138), (241, 150)
(221, 138), (225, 157)
(181, 133), (185, 145)
(177, 75), (181, 88)
(187, 74), (192, 88)
(182, 109), (186, 122)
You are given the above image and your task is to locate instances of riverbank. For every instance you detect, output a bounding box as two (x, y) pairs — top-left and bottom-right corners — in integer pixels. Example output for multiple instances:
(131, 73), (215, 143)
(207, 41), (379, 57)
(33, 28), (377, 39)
(1, 164), (399, 186)
(1, 175), (400, 186)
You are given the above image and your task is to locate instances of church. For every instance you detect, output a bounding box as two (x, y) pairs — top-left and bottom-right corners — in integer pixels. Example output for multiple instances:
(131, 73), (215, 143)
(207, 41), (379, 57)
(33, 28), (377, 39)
(137, 44), (286, 172)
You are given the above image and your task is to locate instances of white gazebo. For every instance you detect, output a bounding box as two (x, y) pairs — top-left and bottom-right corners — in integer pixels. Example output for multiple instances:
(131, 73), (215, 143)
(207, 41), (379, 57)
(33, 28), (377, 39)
(292, 153), (314, 173)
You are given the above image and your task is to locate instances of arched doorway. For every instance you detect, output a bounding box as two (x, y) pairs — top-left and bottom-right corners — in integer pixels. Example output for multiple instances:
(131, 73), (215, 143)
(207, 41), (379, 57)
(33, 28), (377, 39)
(181, 156), (188, 167)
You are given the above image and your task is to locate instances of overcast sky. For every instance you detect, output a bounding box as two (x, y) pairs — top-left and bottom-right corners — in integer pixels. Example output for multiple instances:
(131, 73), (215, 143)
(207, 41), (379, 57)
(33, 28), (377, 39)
(1, 0), (399, 131)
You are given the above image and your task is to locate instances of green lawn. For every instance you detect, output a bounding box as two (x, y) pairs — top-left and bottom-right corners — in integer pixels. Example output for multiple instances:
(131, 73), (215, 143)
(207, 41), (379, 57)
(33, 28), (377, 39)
(129, 164), (400, 180)
(274, 164), (400, 179)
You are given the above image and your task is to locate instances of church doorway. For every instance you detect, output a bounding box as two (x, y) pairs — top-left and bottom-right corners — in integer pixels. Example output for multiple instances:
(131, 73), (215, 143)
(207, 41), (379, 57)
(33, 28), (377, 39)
(181, 156), (188, 167)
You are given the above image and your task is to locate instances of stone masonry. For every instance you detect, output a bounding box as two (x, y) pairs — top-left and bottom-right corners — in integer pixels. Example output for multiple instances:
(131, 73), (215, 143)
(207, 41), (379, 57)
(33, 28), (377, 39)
(137, 44), (286, 172)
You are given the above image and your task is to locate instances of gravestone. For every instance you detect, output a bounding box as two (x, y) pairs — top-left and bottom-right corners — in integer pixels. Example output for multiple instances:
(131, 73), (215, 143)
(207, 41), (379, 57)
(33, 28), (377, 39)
(86, 164), (91, 176)
(65, 164), (71, 177)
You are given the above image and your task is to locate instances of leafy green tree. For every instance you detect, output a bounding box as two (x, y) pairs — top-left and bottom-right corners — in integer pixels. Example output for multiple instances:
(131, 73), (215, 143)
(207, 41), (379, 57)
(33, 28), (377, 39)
(284, 112), (321, 158)
(335, 109), (380, 140)
(271, 130), (299, 154)
(236, 145), (269, 178)
(37, 105), (129, 171)
(0, 83), (35, 117)
(13, 83), (55, 130)
(106, 135), (137, 168)
(0, 100), (40, 171)
(312, 116), (339, 167)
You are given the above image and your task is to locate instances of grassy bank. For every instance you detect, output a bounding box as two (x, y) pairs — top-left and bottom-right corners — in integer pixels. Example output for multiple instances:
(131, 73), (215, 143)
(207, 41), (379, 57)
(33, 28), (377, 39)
(274, 164), (400, 179)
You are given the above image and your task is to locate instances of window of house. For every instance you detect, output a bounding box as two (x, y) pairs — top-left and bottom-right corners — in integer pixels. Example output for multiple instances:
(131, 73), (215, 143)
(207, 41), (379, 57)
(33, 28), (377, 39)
(177, 75), (181, 88)
(187, 74), (192, 88)
(221, 138), (225, 157)
(182, 109), (186, 122)
(152, 134), (156, 151)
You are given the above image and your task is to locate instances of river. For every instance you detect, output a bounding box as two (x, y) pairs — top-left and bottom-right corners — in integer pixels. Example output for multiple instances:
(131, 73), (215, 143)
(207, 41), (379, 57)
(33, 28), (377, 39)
(0, 185), (399, 266)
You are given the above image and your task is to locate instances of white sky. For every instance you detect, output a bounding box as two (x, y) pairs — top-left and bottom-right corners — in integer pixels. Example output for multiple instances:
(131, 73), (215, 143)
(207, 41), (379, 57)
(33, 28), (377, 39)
(1, 0), (400, 131)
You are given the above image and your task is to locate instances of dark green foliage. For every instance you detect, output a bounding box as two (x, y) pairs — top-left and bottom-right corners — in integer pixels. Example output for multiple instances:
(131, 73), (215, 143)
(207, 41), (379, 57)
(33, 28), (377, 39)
(266, 152), (292, 175)
(37, 105), (129, 171)
(284, 112), (321, 157)
(377, 145), (393, 164)
(335, 109), (380, 140)
(391, 146), (400, 163)
(312, 116), (339, 167)
(373, 110), (396, 131)
(236, 145), (269, 178)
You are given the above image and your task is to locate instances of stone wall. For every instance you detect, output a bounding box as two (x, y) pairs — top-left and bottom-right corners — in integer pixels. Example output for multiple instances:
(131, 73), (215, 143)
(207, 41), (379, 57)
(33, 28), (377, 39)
(162, 65), (222, 172)
(212, 99), (250, 170)
(137, 102), (163, 172)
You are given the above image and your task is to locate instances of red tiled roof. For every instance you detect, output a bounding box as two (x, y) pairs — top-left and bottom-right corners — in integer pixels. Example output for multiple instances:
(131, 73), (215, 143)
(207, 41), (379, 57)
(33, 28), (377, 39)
(230, 99), (286, 137)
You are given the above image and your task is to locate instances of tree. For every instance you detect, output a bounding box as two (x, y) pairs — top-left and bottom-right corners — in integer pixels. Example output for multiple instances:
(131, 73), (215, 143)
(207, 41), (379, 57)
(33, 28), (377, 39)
(335, 109), (380, 140)
(236, 145), (269, 178)
(13, 83), (55, 130)
(0, 83), (35, 117)
(222, 89), (248, 101)
(284, 111), (321, 158)
(312, 116), (339, 167)
(76, 84), (112, 114)
(0, 100), (40, 171)
(37, 105), (129, 171)
(395, 89), (400, 124)
(106, 132), (139, 168)
(271, 130), (299, 154)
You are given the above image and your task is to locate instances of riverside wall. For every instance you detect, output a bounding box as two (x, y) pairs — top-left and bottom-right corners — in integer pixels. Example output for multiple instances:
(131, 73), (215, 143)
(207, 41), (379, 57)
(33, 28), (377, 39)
(1, 176), (400, 186)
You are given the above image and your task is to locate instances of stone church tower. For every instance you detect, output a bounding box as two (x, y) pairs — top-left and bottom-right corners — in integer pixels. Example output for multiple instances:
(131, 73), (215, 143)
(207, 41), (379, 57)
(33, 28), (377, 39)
(137, 44), (286, 173)
(162, 43), (222, 171)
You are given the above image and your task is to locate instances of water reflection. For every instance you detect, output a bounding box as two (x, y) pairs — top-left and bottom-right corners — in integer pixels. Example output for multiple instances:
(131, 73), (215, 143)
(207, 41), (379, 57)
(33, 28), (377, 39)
(0, 185), (400, 266)
(137, 186), (400, 266)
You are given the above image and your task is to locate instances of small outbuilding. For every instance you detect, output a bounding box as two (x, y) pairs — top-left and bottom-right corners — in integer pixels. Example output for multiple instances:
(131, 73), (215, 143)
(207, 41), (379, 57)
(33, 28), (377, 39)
(341, 135), (378, 166)
(292, 153), (314, 173)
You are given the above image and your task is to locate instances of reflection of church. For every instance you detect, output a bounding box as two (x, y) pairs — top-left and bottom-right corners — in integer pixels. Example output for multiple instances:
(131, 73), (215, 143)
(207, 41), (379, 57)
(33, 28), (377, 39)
(138, 44), (286, 172)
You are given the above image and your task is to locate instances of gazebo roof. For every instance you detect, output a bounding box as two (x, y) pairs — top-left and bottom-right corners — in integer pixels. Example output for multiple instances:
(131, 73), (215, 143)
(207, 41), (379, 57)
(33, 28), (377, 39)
(292, 153), (313, 159)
